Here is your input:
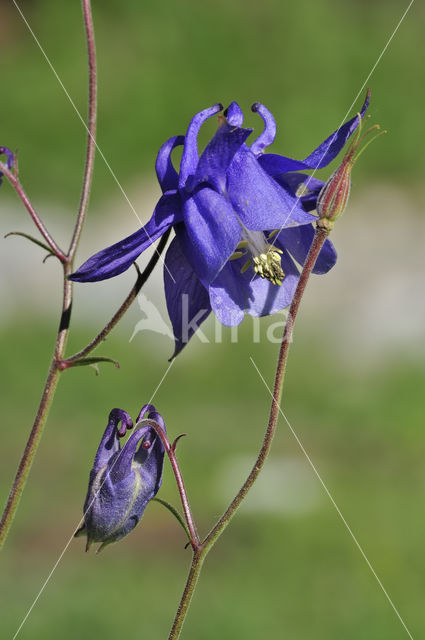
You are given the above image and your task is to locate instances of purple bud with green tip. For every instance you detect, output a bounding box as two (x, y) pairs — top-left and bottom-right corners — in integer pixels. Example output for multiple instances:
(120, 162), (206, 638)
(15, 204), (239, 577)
(75, 404), (165, 552)
(317, 98), (386, 230)
(0, 146), (14, 186)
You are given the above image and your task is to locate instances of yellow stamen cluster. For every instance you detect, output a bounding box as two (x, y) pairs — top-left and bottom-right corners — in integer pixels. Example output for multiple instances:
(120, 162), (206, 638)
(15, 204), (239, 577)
(252, 248), (284, 285)
(230, 232), (285, 286)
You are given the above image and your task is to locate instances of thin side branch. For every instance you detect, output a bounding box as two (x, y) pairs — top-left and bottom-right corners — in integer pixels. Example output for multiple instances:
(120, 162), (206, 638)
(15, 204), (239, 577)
(141, 418), (200, 550)
(68, 0), (97, 259)
(0, 162), (66, 262)
(61, 229), (171, 365)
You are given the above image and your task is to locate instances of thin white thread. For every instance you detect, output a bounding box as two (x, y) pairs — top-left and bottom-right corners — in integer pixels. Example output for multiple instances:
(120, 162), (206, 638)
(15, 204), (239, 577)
(249, 356), (414, 640)
(12, 359), (175, 640)
(250, 0), (415, 282)
(11, 0), (175, 282)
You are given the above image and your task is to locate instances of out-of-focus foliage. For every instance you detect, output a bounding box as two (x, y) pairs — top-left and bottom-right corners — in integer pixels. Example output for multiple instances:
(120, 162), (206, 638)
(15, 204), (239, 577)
(1, 0), (423, 205)
(1, 323), (424, 638)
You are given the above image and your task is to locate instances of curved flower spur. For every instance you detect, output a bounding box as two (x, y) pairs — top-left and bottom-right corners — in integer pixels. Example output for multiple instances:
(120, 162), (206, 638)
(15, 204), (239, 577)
(75, 404), (165, 553)
(70, 93), (369, 356)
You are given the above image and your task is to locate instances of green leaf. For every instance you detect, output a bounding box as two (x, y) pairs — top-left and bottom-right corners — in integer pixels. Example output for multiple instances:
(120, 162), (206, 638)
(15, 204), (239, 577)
(152, 498), (190, 540)
(66, 357), (120, 375)
(4, 231), (55, 256)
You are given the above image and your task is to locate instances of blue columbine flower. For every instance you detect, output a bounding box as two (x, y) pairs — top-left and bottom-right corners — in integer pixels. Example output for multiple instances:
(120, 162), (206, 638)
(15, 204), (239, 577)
(70, 93), (369, 357)
(0, 146), (14, 186)
(75, 404), (165, 552)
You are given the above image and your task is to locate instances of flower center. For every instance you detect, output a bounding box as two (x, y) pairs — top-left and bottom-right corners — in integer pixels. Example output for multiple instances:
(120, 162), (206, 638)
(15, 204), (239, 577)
(230, 226), (284, 286)
(252, 250), (284, 285)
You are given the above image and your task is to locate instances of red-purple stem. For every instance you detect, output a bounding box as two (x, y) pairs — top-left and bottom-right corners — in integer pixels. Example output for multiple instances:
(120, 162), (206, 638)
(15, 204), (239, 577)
(68, 0), (97, 259)
(61, 229), (171, 367)
(0, 162), (66, 262)
(141, 419), (200, 550)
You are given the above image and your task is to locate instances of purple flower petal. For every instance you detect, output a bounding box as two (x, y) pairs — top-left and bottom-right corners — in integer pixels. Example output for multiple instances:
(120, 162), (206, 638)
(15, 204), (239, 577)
(179, 104), (223, 188)
(164, 235), (211, 358)
(155, 135), (185, 192)
(276, 172), (324, 196)
(131, 405), (165, 495)
(274, 172), (324, 212)
(258, 91), (370, 176)
(136, 403), (163, 424)
(70, 193), (182, 282)
(241, 249), (300, 317)
(193, 122), (252, 194)
(93, 409), (133, 471)
(209, 248), (300, 323)
(224, 101), (244, 127)
(110, 424), (151, 483)
(181, 187), (241, 286)
(258, 154), (313, 175)
(250, 102), (277, 156)
(275, 224), (337, 275)
(134, 414), (166, 495)
(208, 262), (245, 327)
(227, 146), (315, 231)
(302, 90), (370, 169)
(111, 413), (165, 487)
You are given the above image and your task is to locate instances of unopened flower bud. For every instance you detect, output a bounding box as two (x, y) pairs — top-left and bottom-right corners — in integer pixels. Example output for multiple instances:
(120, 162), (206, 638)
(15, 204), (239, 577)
(75, 404), (165, 552)
(317, 113), (386, 230)
(316, 153), (353, 229)
(0, 146), (14, 186)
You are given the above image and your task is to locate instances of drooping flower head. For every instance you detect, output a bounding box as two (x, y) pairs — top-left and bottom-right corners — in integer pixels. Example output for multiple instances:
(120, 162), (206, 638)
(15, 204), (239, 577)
(75, 404), (165, 552)
(70, 93), (370, 357)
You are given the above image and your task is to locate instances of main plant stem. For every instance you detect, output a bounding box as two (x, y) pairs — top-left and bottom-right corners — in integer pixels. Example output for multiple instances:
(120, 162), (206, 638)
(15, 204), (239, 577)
(168, 551), (205, 639)
(0, 0), (97, 549)
(0, 265), (72, 548)
(167, 225), (330, 639)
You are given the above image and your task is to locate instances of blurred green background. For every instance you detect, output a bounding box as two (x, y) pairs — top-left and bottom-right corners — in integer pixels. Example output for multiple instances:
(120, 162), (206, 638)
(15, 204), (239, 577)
(1, 0), (424, 638)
